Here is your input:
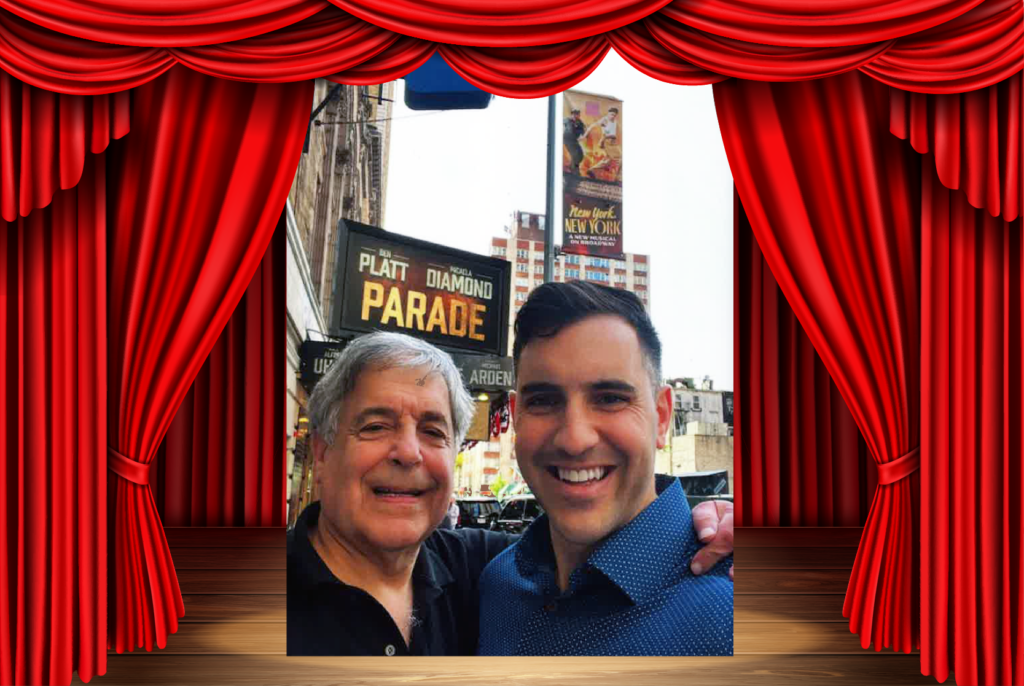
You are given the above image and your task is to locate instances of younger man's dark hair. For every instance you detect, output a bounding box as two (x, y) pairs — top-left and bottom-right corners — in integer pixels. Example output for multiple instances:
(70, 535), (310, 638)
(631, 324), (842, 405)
(513, 280), (662, 391)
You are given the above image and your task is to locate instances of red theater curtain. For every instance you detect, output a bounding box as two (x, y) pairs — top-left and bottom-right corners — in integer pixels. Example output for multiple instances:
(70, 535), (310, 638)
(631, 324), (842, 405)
(890, 72), (1022, 223)
(105, 66), (310, 654)
(0, 70), (129, 222)
(734, 191), (876, 527)
(0, 154), (105, 685)
(152, 221), (287, 528)
(0, 0), (326, 47)
(920, 161), (1023, 686)
(716, 72), (921, 654)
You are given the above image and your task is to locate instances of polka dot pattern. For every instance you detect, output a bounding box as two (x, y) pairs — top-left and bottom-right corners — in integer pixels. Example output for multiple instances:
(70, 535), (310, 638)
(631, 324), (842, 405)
(476, 477), (733, 656)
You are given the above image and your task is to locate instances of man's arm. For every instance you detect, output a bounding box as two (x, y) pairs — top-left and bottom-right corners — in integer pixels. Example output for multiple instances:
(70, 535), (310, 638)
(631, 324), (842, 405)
(690, 500), (734, 580)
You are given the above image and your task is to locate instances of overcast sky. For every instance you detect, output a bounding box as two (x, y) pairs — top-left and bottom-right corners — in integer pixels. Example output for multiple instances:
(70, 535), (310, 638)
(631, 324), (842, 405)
(383, 51), (735, 390)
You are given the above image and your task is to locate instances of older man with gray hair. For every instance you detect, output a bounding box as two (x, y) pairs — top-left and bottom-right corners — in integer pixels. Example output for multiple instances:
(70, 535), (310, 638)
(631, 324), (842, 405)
(287, 330), (733, 656)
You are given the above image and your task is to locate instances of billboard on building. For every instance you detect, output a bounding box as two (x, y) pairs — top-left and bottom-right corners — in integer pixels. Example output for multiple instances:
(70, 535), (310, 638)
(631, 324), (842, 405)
(329, 220), (511, 356)
(561, 90), (623, 258)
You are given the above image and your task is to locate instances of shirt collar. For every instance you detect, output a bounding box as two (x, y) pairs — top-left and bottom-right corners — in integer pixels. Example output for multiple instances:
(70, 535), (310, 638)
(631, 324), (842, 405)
(514, 475), (697, 605)
(289, 502), (454, 596)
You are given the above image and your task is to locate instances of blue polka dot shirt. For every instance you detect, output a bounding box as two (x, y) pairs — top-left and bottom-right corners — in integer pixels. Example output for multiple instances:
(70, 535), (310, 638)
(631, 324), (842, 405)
(477, 475), (733, 656)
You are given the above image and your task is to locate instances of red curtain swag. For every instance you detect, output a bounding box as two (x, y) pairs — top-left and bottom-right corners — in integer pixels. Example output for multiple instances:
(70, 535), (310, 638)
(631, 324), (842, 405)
(0, 2), (1018, 98)
(920, 161), (1023, 686)
(152, 221), (287, 528)
(0, 154), (106, 685)
(734, 191), (876, 527)
(717, 71), (922, 654)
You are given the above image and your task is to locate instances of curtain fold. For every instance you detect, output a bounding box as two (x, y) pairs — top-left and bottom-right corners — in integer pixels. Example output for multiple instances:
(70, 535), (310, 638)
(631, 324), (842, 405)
(0, 152), (106, 685)
(168, 7), (401, 82)
(439, 38), (610, 99)
(105, 65), (310, 654)
(660, 0), (987, 47)
(152, 220), (286, 528)
(646, 14), (897, 82)
(920, 157), (1023, 686)
(734, 190), (876, 527)
(0, 0), (327, 47)
(607, 22), (723, 85)
(0, 70), (130, 223)
(327, 0), (674, 47)
(860, 0), (1023, 94)
(890, 73), (1022, 223)
(0, 3), (1017, 98)
(716, 71), (921, 654)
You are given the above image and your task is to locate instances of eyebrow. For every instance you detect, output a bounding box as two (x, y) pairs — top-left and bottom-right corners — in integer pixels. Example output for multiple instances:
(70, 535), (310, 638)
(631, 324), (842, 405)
(351, 407), (451, 429)
(519, 380), (638, 394)
(351, 407), (398, 426)
(589, 379), (638, 394)
(519, 382), (563, 395)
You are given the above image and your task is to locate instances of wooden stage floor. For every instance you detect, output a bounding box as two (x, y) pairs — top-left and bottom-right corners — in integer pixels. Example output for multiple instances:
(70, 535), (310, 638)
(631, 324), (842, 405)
(73, 527), (936, 686)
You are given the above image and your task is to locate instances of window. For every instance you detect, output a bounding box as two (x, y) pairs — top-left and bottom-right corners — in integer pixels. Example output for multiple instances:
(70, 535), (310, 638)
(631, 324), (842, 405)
(634, 261), (647, 272)
(565, 268), (580, 279)
(517, 262), (528, 273)
(516, 291), (528, 302)
(586, 271), (609, 282)
(517, 249), (529, 259)
(534, 264), (544, 274)
(635, 276), (647, 285)
(588, 257), (609, 268)
(516, 278), (529, 287)
(615, 273), (627, 283)
(491, 246), (506, 257)
(693, 395), (701, 411)
(565, 254), (580, 265)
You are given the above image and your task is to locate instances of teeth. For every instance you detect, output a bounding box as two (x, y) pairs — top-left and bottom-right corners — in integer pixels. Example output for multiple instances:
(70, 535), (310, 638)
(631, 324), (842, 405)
(557, 467), (606, 483)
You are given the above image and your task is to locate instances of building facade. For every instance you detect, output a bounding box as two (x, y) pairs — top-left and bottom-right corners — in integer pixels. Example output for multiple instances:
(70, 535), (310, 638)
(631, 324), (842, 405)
(285, 80), (394, 524)
(490, 210), (651, 356)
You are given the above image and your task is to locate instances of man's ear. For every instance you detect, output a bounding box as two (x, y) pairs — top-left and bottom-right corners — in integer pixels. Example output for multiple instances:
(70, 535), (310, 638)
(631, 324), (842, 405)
(654, 385), (673, 449)
(311, 435), (329, 466)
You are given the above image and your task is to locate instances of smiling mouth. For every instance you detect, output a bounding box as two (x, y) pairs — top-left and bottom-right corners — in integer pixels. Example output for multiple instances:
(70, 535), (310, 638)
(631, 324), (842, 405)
(547, 466), (615, 484)
(372, 487), (427, 497)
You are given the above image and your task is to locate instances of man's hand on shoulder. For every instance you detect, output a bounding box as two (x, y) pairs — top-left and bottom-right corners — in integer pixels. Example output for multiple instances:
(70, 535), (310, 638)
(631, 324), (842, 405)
(690, 500), (734, 581)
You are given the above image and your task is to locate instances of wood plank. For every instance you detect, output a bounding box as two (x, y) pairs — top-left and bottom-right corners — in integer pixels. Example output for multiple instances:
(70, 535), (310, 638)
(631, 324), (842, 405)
(177, 570), (285, 595)
(734, 569), (850, 594)
(73, 654), (937, 685)
(736, 594), (848, 622)
(108, 623), (284, 655)
(737, 622), (919, 654)
(736, 528), (864, 548)
(171, 547), (285, 570)
(738, 546), (858, 569)
(181, 595), (285, 623)
(164, 528), (284, 549)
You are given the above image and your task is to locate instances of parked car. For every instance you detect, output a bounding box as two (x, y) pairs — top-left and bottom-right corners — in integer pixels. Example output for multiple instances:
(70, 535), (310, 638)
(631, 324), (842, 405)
(493, 496), (544, 534)
(454, 497), (502, 529)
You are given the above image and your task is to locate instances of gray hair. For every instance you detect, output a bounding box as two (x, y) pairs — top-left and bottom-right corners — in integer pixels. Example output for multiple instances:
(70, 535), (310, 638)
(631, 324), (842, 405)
(307, 331), (475, 450)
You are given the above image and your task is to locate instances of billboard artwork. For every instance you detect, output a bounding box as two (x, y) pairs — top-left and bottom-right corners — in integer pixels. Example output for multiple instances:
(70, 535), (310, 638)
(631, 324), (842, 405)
(562, 90), (623, 257)
(331, 221), (511, 356)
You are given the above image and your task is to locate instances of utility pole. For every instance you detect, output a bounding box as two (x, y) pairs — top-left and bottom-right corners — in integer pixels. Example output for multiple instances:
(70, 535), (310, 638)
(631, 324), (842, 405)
(544, 94), (556, 283)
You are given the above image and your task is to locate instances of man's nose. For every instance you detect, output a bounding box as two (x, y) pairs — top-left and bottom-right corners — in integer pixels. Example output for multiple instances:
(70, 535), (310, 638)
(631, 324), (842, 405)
(552, 400), (599, 456)
(389, 424), (423, 467)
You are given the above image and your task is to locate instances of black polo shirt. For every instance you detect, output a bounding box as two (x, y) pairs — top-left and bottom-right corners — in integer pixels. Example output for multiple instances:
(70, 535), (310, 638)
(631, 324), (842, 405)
(287, 502), (516, 656)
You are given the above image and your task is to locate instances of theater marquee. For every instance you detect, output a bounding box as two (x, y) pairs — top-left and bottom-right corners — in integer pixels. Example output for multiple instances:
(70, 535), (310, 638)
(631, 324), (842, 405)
(329, 220), (511, 357)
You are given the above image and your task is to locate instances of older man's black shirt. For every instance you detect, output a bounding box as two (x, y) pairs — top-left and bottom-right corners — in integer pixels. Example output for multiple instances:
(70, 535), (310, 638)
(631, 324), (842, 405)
(287, 502), (516, 656)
